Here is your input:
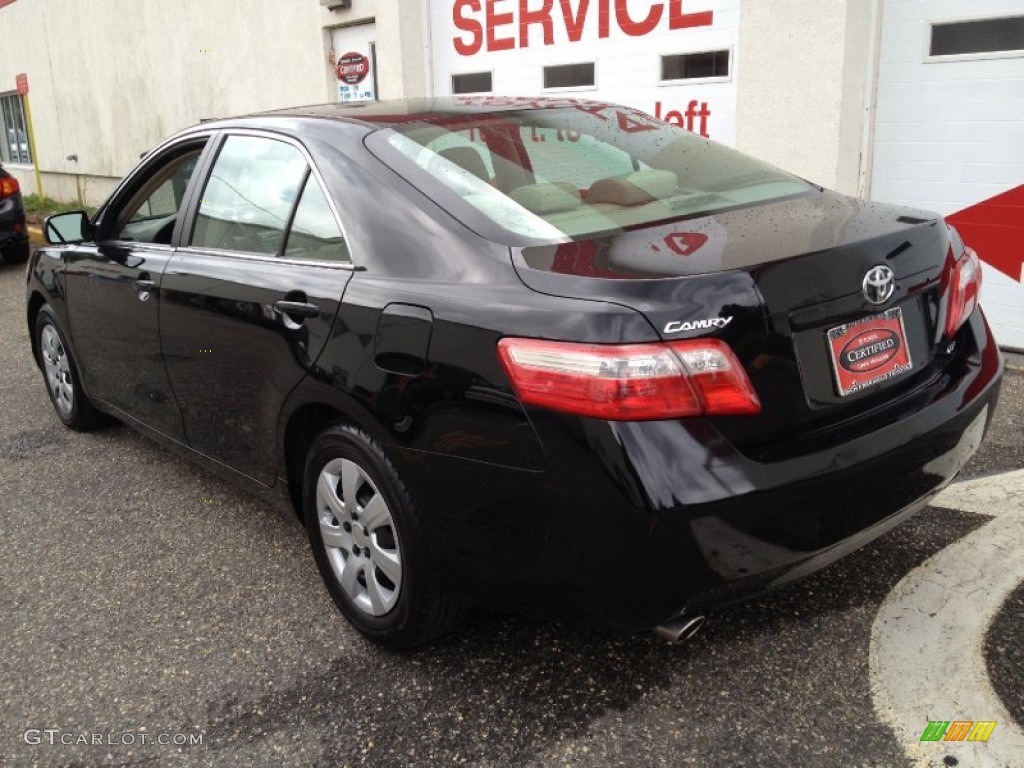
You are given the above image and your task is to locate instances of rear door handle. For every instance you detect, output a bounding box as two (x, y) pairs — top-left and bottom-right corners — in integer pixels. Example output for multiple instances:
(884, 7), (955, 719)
(273, 300), (320, 319)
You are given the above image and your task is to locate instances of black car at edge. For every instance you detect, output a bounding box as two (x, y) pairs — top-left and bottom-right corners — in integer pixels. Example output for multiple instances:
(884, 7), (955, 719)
(27, 98), (1003, 649)
(1, 162), (30, 265)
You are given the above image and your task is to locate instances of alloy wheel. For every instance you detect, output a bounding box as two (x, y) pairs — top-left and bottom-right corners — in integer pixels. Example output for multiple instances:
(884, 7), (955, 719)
(316, 458), (403, 616)
(40, 324), (74, 418)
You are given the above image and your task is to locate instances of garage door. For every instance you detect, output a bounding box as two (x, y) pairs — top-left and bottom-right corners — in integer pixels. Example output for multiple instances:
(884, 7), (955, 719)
(870, 0), (1024, 351)
(430, 0), (739, 145)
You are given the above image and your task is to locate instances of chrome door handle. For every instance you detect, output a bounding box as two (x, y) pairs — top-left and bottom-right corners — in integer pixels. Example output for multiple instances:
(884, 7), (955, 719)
(273, 300), (319, 319)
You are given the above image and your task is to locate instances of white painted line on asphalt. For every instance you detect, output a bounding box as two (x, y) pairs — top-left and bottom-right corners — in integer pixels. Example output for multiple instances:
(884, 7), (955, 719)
(871, 468), (1024, 767)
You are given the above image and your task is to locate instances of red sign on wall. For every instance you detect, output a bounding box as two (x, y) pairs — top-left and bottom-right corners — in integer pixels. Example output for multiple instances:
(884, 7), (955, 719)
(15, 73), (28, 95)
(335, 52), (370, 85)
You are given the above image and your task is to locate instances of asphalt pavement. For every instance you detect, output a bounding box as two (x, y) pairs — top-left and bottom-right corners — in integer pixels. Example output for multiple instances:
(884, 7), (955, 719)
(1, 253), (1021, 767)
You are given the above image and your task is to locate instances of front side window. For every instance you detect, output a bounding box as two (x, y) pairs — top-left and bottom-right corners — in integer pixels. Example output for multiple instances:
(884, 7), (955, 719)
(192, 136), (307, 254)
(113, 149), (203, 244)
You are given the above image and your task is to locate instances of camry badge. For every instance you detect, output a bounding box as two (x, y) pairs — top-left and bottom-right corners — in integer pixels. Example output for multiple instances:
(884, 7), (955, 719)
(862, 265), (896, 305)
(663, 316), (733, 334)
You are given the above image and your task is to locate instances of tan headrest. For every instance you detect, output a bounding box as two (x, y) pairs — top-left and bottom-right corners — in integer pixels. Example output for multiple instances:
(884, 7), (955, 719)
(437, 146), (491, 182)
(509, 182), (582, 214)
(588, 169), (679, 206)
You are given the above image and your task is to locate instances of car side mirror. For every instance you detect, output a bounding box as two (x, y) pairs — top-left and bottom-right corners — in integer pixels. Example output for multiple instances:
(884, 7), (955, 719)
(44, 211), (94, 245)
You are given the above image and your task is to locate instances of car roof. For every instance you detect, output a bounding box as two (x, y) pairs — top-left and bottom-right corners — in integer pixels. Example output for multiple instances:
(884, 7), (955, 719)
(193, 96), (610, 132)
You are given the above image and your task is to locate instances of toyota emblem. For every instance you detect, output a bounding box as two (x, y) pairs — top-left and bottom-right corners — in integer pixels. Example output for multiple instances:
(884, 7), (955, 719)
(862, 265), (895, 305)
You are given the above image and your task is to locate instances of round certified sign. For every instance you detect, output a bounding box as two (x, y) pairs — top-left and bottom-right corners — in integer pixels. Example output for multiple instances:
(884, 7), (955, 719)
(336, 52), (370, 85)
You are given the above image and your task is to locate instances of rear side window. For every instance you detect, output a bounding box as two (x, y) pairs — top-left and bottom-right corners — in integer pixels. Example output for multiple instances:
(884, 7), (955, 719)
(284, 176), (349, 262)
(192, 136), (307, 254)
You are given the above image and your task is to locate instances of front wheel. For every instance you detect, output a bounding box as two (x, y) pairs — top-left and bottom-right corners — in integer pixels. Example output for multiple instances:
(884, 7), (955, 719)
(303, 424), (464, 650)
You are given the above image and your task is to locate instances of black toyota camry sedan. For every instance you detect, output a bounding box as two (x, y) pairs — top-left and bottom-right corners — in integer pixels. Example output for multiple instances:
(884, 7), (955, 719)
(28, 97), (1002, 649)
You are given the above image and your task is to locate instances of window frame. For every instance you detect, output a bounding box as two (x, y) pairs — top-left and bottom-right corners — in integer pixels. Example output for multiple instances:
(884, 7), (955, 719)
(451, 70), (494, 95)
(542, 62), (597, 92)
(0, 91), (33, 165)
(179, 129), (355, 269)
(92, 134), (215, 249)
(924, 13), (1024, 63)
(658, 48), (733, 85)
(281, 172), (352, 263)
(110, 150), (206, 245)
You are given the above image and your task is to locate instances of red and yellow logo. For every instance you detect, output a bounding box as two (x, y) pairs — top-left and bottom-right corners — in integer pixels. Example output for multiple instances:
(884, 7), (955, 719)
(920, 721), (996, 742)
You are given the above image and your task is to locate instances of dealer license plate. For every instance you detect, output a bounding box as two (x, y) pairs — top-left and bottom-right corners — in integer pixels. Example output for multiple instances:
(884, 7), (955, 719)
(827, 307), (913, 397)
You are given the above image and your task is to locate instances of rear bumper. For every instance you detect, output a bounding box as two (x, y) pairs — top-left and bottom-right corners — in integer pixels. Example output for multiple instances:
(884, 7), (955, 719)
(393, 311), (1003, 630)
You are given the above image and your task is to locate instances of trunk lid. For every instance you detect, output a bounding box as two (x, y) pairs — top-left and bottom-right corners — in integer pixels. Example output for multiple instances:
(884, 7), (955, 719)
(512, 190), (952, 459)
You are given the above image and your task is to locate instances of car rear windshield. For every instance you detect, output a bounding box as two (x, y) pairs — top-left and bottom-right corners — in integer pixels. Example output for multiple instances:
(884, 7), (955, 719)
(365, 101), (812, 245)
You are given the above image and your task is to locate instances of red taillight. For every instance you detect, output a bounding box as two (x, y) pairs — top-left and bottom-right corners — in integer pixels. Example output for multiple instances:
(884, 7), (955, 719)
(0, 176), (19, 198)
(496, 337), (760, 420)
(944, 245), (982, 338)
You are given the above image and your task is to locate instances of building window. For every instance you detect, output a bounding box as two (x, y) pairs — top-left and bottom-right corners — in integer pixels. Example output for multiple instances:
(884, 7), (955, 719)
(661, 50), (730, 81)
(543, 63), (595, 89)
(0, 92), (32, 165)
(930, 16), (1024, 57)
(452, 72), (492, 95)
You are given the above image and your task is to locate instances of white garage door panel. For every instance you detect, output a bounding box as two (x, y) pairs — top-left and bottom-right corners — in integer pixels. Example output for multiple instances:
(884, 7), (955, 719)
(882, 0), (1024, 27)
(873, 141), (1022, 164)
(871, 0), (1024, 350)
(875, 77), (1024, 99)
(871, 179), (1013, 204)
(874, 161), (1024, 185)
(877, 94), (1024, 121)
(874, 120), (1024, 144)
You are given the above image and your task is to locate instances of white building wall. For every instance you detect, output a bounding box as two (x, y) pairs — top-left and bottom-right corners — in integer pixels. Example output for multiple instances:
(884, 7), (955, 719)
(735, 0), (875, 194)
(0, 0), (430, 205)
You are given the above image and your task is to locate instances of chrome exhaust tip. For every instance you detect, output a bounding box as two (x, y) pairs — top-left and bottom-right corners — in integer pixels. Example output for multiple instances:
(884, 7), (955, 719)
(653, 614), (706, 644)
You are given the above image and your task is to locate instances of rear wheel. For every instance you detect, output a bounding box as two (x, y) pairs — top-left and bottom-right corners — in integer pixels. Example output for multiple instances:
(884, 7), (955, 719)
(34, 305), (106, 431)
(303, 424), (464, 650)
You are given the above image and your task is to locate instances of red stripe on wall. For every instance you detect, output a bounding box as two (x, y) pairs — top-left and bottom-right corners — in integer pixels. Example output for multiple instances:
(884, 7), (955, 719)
(0, 0), (19, 8)
(947, 185), (1024, 282)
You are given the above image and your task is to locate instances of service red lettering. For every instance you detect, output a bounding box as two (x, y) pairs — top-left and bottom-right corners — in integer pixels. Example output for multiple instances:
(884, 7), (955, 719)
(615, 0), (662, 36)
(559, 0), (590, 42)
(520, 0), (555, 47)
(486, 0), (517, 51)
(453, 0), (484, 55)
(598, 0), (611, 38)
(453, 0), (713, 53)
(655, 99), (712, 138)
(668, 0), (713, 29)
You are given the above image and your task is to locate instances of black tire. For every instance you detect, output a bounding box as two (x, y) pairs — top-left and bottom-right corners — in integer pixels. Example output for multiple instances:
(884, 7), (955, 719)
(34, 305), (107, 431)
(303, 424), (464, 650)
(1, 239), (30, 265)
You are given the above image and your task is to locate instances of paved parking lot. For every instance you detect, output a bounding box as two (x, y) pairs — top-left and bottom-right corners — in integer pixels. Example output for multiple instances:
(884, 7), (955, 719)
(1, 254), (1021, 767)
